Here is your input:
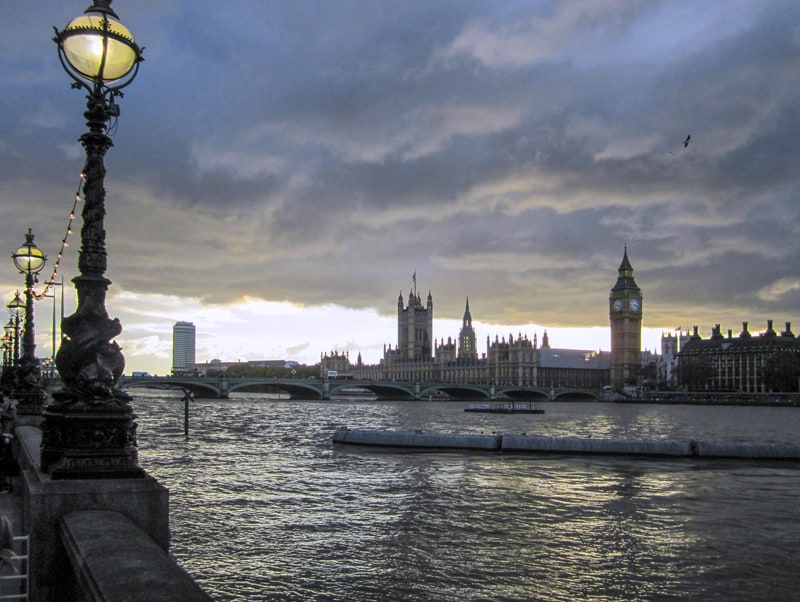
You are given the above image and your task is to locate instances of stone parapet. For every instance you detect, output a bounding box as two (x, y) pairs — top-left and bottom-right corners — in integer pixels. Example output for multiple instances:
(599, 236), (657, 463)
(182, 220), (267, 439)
(60, 510), (212, 601)
(14, 425), (202, 601)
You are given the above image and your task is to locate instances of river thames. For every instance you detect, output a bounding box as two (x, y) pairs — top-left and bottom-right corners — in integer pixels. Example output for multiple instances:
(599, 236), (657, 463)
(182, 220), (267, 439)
(132, 392), (800, 601)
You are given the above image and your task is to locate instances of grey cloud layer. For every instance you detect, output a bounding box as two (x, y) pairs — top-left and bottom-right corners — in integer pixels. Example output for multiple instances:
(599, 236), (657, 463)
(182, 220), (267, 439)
(1, 1), (798, 335)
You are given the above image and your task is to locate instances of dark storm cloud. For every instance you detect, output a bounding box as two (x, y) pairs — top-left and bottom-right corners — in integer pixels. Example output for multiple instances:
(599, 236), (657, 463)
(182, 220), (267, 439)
(1, 0), (799, 341)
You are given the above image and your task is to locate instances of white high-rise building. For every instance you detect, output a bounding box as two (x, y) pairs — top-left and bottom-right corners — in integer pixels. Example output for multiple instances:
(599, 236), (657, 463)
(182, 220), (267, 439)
(172, 321), (196, 375)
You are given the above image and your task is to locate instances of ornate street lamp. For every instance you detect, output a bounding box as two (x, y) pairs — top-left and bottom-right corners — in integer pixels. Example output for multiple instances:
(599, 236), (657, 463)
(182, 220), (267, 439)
(1, 328), (11, 368)
(43, 0), (145, 478)
(6, 293), (24, 365)
(11, 229), (49, 416)
(1, 294), (25, 405)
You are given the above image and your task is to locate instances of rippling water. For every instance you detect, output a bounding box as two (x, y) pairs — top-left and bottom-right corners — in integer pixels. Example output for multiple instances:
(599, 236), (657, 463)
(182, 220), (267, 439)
(132, 392), (800, 601)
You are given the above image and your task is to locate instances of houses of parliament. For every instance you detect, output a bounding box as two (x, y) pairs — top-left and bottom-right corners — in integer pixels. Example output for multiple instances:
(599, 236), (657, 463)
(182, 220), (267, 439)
(321, 248), (637, 391)
(322, 247), (800, 393)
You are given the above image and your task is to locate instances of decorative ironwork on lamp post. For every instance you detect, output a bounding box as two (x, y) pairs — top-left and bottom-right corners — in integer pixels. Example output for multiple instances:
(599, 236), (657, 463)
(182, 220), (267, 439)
(42, 0), (145, 478)
(11, 229), (49, 416)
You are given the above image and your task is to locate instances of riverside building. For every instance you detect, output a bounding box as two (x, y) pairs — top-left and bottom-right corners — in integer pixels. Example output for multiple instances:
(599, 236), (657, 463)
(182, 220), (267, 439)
(321, 274), (614, 388)
(676, 321), (800, 392)
(172, 321), (196, 376)
(609, 247), (643, 390)
(320, 250), (798, 394)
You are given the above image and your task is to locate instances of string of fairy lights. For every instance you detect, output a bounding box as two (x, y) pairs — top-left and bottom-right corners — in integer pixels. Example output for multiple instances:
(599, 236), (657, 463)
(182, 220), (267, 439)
(28, 172), (84, 301)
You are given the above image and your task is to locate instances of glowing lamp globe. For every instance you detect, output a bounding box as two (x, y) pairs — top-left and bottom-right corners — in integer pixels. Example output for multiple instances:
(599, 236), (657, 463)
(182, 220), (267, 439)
(12, 229), (46, 276)
(55, 2), (142, 88)
(13, 246), (46, 275)
(7, 292), (24, 318)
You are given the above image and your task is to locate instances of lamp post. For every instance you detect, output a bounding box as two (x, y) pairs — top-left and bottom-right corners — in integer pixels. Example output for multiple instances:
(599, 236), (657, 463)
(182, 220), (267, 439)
(1, 323), (12, 368)
(11, 229), (49, 416)
(6, 293), (24, 366)
(49, 276), (64, 369)
(1, 333), (9, 368)
(42, 0), (144, 478)
(1, 294), (24, 406)
(3, 319), (17, 368)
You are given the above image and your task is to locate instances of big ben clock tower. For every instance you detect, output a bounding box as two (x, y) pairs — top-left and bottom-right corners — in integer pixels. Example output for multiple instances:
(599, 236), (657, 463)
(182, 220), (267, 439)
(609, 246), (642, 391)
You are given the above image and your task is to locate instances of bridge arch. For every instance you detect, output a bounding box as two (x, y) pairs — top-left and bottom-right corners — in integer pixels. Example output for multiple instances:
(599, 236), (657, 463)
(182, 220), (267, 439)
(496, 387), (552, 401)
(419, 384), (490, 401)
(119, 378), (222, 398)
(227, 381), (324, 399)
(331, 382), (415, 400)
(552, 389), (602, 401)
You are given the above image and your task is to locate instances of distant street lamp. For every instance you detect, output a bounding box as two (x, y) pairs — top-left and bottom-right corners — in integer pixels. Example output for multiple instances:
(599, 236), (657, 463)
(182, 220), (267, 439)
(6, 293), (24, 366)
(1, 294), (24, 408)
(42, 0), (145, 478)
(2, 324), (12, 367)
(11, 229), (48, 416)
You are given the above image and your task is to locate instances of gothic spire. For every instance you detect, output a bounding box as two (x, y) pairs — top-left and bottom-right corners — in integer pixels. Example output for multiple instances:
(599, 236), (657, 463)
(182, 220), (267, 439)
(463, 297), (472, 325)
(612, 245), (639, 291)
(618, 245), (634, 275)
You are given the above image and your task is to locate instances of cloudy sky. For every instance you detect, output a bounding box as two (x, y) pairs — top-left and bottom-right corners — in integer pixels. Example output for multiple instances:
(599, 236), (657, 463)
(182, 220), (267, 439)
(1, 1), (798, 375)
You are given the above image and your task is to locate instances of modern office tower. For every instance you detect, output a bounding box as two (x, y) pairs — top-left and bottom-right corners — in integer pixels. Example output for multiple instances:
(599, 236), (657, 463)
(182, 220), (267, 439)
(172, 321), (196, 375)
(609, 246), (643, 391)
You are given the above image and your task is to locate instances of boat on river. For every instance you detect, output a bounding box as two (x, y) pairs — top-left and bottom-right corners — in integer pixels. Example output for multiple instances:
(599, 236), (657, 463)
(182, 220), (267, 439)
(465, 402), (545, 414)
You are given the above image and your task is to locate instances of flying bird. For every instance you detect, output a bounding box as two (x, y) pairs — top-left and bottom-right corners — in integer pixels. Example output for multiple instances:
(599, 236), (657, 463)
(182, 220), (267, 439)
(683, 134), (691, 148)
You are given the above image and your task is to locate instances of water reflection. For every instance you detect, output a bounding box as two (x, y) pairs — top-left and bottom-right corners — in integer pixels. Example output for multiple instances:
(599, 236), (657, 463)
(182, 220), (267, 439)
(132, 393), (800, 601)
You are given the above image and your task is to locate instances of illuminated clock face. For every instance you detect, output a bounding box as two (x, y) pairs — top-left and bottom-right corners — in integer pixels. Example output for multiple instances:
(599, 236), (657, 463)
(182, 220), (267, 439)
(630, 299), (640, 311)
(613, 299), (623, 311)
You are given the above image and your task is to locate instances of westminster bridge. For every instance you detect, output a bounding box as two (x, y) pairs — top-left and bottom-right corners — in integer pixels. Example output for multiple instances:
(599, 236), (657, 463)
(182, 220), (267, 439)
(116, 375), (603, 401)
